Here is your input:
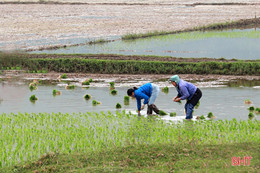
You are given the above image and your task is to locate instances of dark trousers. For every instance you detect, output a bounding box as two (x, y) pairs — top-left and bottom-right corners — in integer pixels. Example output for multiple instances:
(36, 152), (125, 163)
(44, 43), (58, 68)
(185, 88), (202, 119)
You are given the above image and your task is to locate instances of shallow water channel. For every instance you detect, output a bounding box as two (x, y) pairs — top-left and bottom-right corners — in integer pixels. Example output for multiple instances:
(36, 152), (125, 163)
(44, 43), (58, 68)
(31, 28), (260, 60)
(0, 81), (259, 121)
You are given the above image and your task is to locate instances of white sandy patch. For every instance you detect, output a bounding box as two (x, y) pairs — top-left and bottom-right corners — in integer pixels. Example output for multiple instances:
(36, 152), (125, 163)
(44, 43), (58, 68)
(0, 1), (259, 50)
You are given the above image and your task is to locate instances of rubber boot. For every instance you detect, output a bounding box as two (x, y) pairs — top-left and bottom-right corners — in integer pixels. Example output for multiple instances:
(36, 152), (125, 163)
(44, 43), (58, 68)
(151, 104), (160, 114)
(147, 105), (153, 115)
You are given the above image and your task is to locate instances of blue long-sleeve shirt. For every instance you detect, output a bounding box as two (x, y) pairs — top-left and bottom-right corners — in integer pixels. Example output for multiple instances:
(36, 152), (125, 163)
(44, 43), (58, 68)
(134, 83), (152, 111)
(176, 80), (197, 100)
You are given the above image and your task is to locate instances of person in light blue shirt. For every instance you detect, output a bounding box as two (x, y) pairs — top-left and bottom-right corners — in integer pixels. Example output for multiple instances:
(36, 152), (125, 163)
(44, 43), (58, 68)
(127, 83), (160, 116)
(169, 75), (202, 120)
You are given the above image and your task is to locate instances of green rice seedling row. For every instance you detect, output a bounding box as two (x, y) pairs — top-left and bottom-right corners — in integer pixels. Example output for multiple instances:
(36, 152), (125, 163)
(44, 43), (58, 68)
(0, 111), (259, 168)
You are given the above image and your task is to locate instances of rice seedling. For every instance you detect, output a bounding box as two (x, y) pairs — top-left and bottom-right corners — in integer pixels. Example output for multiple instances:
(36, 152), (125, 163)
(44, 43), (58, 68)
(29, 83), (37, 91)
(244, 99), (252, 104)
(255, 108), (260, 114)
(124, 96), (130, 102)
(159, 110), (167, 116)
(109, 82), (115, 89)
(248, 106), (255, 112)
(65, 85), (75, 89)
(60, 74), (67, 79)
(124, 96), (130, 105)
(92, 100), (101, 105)
(0, 112), (259, 169)
(29, 95), (38, 102)
(52, 89), (61, 96)
(197, 115), (206, 120)
(170, 112), (177, 117)
(84, 94), (91, 100)
(207, 112), (215, 118)
(116, 103), (122, 109)
(161, 86), (169, 94)
(110, 89), (117, 95)
(82, 80), (90, 85)
(195, 101), (200, 109)
(248, 112), (254, 119)
(89, 78), (93, 82)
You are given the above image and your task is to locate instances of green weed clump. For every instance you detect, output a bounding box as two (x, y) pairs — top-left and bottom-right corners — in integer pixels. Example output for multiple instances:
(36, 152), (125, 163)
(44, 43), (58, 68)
(207, 112), (215, 118)
(124, 96), (130, 105)
(82, 78), (93, 85)
(244, 99), (252, 104)
(92, 100), (101, 105)
(255, 108), (260, 114)
(248, 112), (254, 119)
(248, 106), (255, 111)
(82, 81), (90, 85)
(116, 103), (122, 109)
(60, 74), (67, 79)
(159, 110), (167, 116)
(162, 86), (169, 94)
(84, 94), (91, 100)
(110, 89), (117, 95)
(52, 89), (61, 96)
(198, 115), (206, 120)
(109, 82), (115, 89)
(195, 101), (200, 109)
(29, 95), (38, 102)
(29, 83), (37, 91)
(66, 85), (75, 89)
(124, 96), (130, 102)
(170, 112), (177, 117)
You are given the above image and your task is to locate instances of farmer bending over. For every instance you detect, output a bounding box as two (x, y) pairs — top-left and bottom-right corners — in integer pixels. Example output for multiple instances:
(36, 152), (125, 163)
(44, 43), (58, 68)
(169, 75), (202, 120)
(127, 83), (160, 116)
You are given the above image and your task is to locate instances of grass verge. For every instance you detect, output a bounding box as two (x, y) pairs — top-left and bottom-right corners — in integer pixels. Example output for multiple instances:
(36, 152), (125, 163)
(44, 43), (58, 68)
(0, 53), (259, 75)
(2, 142), (259, 172)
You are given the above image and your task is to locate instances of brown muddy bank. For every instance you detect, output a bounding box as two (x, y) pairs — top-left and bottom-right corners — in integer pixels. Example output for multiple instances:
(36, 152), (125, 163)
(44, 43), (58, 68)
(1, 70), (260, 83)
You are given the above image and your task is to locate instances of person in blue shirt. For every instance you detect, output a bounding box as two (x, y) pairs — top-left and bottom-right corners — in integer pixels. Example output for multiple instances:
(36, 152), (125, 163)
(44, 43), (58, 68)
(169, 75), (202, 120)
(127, 83), (160, 116)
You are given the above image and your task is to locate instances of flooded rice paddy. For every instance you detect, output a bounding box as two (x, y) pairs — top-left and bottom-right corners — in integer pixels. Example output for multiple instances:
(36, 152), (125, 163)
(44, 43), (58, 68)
(0, 79), (259, 121)
(31, 28), (260, 60)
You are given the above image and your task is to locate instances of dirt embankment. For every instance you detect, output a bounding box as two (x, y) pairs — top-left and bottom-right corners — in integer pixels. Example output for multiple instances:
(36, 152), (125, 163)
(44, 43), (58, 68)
(2, 71), (260, 83)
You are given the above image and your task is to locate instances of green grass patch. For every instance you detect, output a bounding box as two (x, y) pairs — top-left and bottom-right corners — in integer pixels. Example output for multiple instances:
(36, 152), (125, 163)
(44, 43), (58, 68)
(2, 142), (259, 172)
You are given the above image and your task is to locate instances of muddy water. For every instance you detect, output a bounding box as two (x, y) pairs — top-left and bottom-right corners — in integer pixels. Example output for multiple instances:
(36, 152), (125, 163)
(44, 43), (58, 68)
(31, 28), (260, 60)
(0, 82), (259, 121)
